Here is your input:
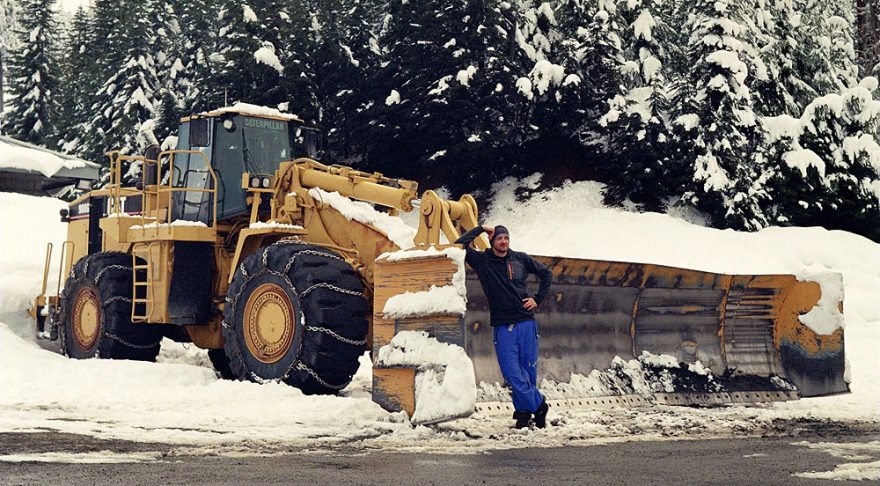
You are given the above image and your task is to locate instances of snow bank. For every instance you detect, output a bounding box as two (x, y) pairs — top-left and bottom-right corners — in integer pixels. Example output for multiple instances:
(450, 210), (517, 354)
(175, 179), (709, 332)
(308, 187), (416, 249)
(376, 331), (476, 424)
(381, 247), (467, 318)
(0, 136), (88, 177)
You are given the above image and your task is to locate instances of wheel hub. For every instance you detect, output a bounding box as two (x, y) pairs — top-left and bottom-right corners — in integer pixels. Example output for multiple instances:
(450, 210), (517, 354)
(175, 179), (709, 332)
(243, 283), (296, 364)
(72, 287), (101, 350)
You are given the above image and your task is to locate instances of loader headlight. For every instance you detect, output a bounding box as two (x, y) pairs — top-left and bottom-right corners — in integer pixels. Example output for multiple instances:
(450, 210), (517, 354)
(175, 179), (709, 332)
(261, 177), (271, 188)
(251, 176), (261, 188)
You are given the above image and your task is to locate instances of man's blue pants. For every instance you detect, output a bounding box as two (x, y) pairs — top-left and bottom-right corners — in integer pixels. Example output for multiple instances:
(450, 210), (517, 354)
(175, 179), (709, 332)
(493, 319), (544, 413)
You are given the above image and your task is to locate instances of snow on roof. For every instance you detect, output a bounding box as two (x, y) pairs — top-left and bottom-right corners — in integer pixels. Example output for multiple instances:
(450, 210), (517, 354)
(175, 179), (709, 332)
(202, 102), (303, 122)
(0, 135), (97, 178)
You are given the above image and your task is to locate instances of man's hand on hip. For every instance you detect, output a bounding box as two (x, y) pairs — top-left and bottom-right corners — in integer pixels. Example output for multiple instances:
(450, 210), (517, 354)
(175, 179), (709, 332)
(522, 298), (537, 311)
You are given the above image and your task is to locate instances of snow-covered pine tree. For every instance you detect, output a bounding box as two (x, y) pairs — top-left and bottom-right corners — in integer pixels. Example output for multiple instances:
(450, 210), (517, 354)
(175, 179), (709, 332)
(2, 0), (60, 147)
(676, 0), (769, 230)
(798, 0), (858, 97)
(0, 0), (21, 125)
(751, 0), (810, 116)
(276, 0), (319, 122)
(515, 0), (586, 139)
(210, 0), (286, 108)
(151, 0), (189, 142)
(175, 0), (222, 114)
(855, 0), (880, 76)
(364, 0), (523, 185)
(600, 0), (679, 211)
(56, 7), (94, 150)
(310, 0), (386, 163)
(61, 0), (129, 160)
(799, 78), (880, 238)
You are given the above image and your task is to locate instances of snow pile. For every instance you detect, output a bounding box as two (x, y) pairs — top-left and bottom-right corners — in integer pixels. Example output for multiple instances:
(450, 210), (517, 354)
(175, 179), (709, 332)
(796, 270), (845, 334)
(308, 187), (416, 249)
(0, 136), (88, 177)
(208, 102), (300, 121)
(381, 247), (467, 318)
(376, 331), (476, 424)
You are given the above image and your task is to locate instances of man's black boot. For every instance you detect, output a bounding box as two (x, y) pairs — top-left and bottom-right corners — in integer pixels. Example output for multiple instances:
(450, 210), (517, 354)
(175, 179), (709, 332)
(513, 411), (531, 429)
(533, 400), (549, 429)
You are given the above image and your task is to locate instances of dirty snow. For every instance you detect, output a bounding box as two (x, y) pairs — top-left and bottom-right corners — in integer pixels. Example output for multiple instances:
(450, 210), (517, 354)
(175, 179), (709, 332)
(0, 451), (162, 464)
(376, 331), (476, 424)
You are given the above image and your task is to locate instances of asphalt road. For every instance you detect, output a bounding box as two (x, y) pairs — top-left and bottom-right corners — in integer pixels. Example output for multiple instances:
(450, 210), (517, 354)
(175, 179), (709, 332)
(1, 422), (878, 485)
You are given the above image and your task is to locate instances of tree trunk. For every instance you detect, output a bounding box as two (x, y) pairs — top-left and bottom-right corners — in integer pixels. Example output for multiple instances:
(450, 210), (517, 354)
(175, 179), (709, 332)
(0, 50), (5, 132)
(856, 0), (880, 76)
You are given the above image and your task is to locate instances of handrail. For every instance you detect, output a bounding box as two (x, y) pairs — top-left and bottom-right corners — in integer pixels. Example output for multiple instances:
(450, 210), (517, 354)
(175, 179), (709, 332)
(156, 150), (218, 229)
(104, 151), (148, 216)
(41, 242), (53, 298)
(56, 241), (74, 300)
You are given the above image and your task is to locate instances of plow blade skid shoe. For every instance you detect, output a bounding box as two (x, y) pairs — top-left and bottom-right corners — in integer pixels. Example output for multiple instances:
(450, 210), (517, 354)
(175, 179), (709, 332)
(464, 256), (848, 405)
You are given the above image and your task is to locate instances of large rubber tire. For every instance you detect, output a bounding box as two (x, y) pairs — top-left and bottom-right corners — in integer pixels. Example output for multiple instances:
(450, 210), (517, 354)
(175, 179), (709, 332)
(207, 348), (235, 379)
(58, 252), (162, 361)
(222, 241), (368, 394)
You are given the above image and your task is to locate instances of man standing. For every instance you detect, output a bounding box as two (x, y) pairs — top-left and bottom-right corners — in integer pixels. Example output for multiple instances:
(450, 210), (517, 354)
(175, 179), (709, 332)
(456, 224), (553, 429)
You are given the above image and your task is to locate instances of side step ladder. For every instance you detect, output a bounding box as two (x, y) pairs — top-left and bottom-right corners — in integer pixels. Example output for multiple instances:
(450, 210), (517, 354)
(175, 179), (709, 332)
(131, 255), (152, 322)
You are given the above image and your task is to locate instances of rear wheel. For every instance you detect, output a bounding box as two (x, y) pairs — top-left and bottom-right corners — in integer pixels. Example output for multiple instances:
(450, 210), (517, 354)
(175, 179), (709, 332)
(221, 241), (368, 394)
(59, 252), (162, 360)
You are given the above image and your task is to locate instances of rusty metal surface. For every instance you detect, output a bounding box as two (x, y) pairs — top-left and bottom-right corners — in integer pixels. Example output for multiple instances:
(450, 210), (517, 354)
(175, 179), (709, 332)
(463, 255), (848, 399)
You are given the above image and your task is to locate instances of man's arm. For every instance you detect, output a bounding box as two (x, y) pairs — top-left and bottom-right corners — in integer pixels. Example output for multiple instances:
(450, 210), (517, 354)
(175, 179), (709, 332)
(455, 225), (492, 268)
(455, 225), (492, 247)
(525, 254), (553, 305)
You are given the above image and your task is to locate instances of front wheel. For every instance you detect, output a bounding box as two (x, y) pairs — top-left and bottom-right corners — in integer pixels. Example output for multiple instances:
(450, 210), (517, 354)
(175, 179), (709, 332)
(221, 241), (369, 394)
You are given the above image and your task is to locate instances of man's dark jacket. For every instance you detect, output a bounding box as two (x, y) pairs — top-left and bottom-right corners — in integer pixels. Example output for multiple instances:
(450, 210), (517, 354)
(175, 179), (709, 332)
(456, 227), (553, 327)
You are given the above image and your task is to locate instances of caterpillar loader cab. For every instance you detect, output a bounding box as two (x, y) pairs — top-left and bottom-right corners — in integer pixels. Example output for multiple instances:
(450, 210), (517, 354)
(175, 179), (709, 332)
(30, 103), (848, 423)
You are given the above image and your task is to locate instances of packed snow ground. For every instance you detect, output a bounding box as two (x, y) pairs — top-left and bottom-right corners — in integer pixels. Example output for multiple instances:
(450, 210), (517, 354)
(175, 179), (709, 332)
(0, 175), (878, 460)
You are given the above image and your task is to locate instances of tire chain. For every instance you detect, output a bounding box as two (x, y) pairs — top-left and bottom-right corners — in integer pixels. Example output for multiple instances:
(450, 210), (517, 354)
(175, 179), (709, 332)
(291, 361), (352, 391)
(103, 332), (162, 350)
(306, 326), (368, 346)
(93, 264), (132, 285)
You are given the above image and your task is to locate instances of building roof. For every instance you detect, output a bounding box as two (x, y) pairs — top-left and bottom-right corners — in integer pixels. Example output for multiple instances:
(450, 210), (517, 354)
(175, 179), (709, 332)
(0, 135), (100, 180)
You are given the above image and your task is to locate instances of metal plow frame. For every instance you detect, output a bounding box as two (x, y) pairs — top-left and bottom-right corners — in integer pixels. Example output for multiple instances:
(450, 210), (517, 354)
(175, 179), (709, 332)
(464, 256), (848, 406)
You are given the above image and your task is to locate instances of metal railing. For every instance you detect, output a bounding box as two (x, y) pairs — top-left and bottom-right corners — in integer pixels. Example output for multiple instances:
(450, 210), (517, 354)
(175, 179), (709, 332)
(105, 149), (218, 231)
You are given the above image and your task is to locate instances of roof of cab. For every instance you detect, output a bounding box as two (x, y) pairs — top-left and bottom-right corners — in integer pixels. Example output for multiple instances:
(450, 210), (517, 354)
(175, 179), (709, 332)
(181, 102), (304, 123)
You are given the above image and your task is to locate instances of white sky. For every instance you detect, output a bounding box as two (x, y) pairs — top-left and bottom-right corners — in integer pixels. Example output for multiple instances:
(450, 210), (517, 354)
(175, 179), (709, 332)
(58, 0), (91, 13)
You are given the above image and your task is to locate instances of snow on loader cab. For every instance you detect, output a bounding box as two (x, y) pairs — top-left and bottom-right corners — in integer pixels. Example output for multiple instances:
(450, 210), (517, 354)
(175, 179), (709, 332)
(28, 103), (848, 423)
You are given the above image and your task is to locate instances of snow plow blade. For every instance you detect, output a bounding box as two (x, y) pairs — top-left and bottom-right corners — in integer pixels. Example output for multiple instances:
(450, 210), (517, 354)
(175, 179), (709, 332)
(464, 256), (848, 401)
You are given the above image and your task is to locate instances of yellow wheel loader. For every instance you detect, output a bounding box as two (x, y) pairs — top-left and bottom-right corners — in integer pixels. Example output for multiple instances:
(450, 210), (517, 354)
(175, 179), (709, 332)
(29, 104), (847, 421)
